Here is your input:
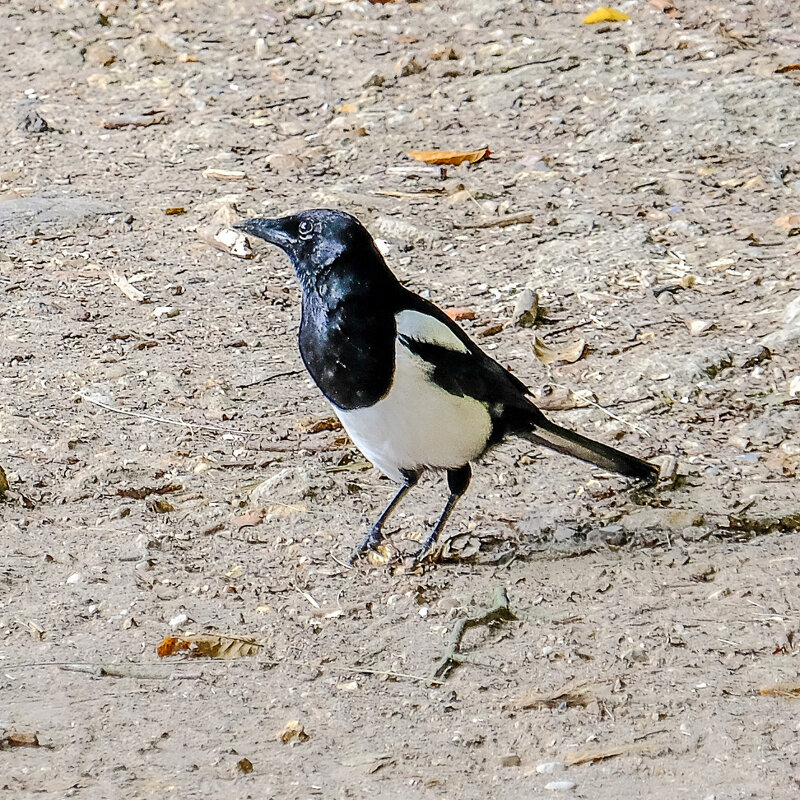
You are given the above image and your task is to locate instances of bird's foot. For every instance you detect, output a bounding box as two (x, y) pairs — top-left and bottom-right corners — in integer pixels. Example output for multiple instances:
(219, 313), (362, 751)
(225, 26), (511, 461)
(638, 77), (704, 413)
(348, 524), (384, 565)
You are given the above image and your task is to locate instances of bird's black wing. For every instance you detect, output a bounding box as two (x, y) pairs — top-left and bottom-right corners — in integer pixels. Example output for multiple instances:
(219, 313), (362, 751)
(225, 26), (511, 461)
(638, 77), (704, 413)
(396, 289), (537, 413)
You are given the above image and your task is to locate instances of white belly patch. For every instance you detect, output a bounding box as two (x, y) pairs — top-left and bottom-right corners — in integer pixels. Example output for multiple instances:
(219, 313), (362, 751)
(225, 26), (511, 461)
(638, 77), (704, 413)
(335, 312), (492, 482)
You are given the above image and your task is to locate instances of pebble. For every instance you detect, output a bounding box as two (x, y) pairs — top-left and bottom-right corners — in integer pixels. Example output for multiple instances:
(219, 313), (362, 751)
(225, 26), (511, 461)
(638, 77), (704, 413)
(512, 288), (539, 328)
(169, 612), (189, 628)
(66, 572), (83, 585)
(545, 780), (575, 791)
(536, 761), (564, 774)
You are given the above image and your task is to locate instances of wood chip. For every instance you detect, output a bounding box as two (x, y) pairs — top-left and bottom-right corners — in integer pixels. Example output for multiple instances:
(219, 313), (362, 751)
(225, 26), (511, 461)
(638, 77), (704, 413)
(564, 740), (663, 766)
(108, 270), (145, 303)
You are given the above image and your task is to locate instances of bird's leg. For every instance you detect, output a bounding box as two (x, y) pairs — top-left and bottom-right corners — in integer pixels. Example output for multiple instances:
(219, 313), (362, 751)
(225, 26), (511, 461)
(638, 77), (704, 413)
(413, 464), (472, 562)
(350, 469), (420, 563)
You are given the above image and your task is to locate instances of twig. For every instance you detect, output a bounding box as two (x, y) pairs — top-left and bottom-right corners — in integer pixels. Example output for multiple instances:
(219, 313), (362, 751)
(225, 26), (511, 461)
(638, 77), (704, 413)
(344, 666), (440, 684)
(454, 212), (536, 230)
(58, 663), (204, 680)
(78, 392), (342, 453)
(551, 383), (652, 437)
(77, 392), (267, 436)
(431, 587), (518, 681)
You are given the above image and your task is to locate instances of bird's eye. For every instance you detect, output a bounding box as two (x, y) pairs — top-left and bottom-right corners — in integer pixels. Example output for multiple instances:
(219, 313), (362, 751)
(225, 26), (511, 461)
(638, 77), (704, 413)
(298, 220), (314, 240)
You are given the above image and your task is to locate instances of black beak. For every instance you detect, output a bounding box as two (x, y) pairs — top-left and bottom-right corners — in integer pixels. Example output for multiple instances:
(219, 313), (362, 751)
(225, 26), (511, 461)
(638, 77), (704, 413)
(234, 218), (294, 251)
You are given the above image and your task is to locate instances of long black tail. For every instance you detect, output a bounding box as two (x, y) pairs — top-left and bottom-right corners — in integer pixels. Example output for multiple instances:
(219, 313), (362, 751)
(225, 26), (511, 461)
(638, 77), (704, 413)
(519, 415), (658, 484)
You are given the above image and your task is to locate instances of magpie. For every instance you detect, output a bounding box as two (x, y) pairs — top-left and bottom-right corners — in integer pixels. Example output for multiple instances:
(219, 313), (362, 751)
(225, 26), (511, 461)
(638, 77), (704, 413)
(235, 209), (658, 563)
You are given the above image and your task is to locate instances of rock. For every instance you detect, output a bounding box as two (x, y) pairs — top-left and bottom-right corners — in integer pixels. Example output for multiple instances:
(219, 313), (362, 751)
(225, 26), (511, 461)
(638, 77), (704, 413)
(545, 780), (576, 791)
(362, 71), (386, 88)
(512, 288), (539, 327)
(536, 761), (564, 774)
(268, 154), (303, 172)
(84, 41), (117, 66)
(395, 54), (425, 78)
(761, 293), (800, 351)
(18, 109), (52, 134)
(0, 192), (121, 238)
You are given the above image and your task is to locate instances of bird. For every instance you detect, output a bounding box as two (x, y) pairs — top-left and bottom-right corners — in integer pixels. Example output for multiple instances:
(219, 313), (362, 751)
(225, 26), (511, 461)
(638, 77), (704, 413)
(235, 209), (658, 564)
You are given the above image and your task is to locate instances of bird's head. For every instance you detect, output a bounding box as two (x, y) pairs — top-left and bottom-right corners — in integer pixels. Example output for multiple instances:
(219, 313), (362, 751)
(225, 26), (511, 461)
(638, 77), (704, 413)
(235, 209), (390, 295)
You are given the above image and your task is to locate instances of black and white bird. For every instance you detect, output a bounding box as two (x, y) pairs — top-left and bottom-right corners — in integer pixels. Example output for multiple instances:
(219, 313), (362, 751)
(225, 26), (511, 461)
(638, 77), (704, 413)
(236, 209), (658, 563)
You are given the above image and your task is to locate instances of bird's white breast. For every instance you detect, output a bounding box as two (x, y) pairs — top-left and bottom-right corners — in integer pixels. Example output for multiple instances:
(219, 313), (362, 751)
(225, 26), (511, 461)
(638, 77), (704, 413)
(334, 310), (492, 482)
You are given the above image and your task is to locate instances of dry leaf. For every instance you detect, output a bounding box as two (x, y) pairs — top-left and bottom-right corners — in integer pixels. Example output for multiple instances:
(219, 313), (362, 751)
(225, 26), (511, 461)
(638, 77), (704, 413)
(515, 678), (599, 710)
(294, 416), (343, 434)
(531, 385), (593, 411)
(157, 634), (262, 659)
(583, 7), (630, 23)
(366, 544), (392, 566)
(0, 465), (8, 497)
(236, 758), (254, 774)
(108, 270), (145, 303)
(1, 731), (40, 748)
(100, 113), (168, 129)
(534, 337), (587, 365)
(407, 148), (490, 166)
(165, 207), (186, 215)
(445, 307), (476, 321)
(232, 509), (264, 530)
(564, 741), (662, 766)
(199, 204), (252, 259)
(776, 64), (800, 73)
(759, 683), (800, 699)
(278, 720), (310, 744)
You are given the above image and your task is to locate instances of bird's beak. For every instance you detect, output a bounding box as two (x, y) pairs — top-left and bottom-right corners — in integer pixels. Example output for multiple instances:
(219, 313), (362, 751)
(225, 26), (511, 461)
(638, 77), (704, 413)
(234, 218), (294, 251)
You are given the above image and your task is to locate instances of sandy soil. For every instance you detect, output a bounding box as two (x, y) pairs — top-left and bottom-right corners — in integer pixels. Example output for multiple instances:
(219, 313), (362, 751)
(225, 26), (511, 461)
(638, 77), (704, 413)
(2, 0), (800, 797)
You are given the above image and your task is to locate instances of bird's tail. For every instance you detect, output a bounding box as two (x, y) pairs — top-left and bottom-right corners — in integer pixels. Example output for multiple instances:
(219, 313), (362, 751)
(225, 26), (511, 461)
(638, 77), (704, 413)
(519, 415), (658, 484)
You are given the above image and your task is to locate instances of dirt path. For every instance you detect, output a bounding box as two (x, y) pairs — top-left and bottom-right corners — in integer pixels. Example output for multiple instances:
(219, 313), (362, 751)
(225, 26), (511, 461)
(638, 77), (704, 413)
(2, 1), (800, 797)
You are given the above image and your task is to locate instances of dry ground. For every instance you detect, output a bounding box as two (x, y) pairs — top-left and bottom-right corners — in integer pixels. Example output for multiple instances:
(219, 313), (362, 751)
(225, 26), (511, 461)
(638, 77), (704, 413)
(2, 0), (800, 797)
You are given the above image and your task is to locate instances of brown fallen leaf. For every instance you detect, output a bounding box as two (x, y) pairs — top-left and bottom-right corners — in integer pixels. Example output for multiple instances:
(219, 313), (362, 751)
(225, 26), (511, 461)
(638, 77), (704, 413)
(117, 483), (182, 500)
(407, 148), (490, 166)
(294, 415), (343, 434)
(165, 207), (186, 215)
(1, 731), (40, 749)
(776, 64), (800, 73)
(236, 758), (254, 774)
(0, 464), (8, 498)
(514, 678), (600, 710)
(759, 683), (800, 699)
(157, 634), (262, 659)
(479, 323), (504, 337)
(564, 740), (663, 766)
(534, 337), (587, 365)
(583, 7), (630, 23)
(445, 307), (476, 321)
(232, 508), (264, 530)
(278, 720), (310, 744)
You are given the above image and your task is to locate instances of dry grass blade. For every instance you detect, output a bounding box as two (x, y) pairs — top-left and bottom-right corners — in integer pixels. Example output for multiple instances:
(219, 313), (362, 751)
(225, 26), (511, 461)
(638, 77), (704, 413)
(759, 683), (800, 699)
(564, 740), (664, 766)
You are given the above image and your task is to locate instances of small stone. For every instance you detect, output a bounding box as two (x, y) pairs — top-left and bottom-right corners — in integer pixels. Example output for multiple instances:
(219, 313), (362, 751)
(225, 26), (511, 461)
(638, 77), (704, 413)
(66, 572), (83, 585)
(536, 761), (564, 774)
(362, 71), (386, 88)
(395, 54), (425, 78)
(268, 154), (303, 172)
(501, 754), (521, 767)
(169, 612), (189, 628)
(19, 110), (52, 134)
(84, 41), (117, 67)
(512, 288), (539, 328)
(136, 33), (174, 63)
(545, 780), (576, 791)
